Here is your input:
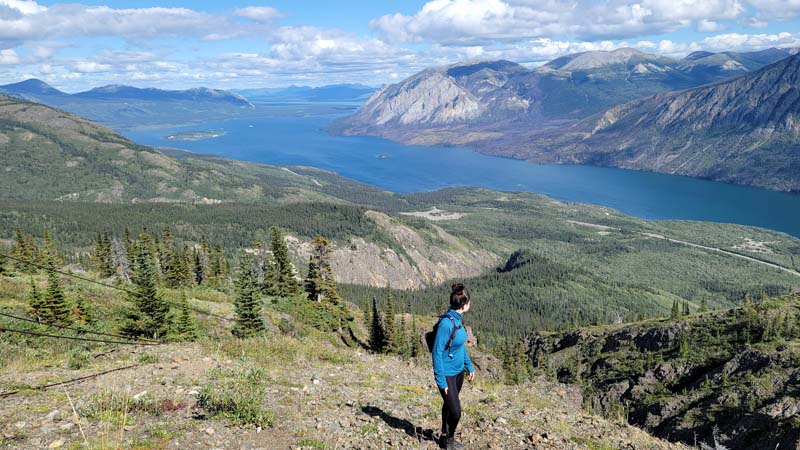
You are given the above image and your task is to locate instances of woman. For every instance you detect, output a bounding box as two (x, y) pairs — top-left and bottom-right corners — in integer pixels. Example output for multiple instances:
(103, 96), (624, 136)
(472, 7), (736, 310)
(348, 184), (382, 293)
(432, 283), (475, 450)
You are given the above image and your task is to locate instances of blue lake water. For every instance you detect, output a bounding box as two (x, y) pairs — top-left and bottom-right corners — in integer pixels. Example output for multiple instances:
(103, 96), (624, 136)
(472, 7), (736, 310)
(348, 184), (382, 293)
(124, 110), (800, 238)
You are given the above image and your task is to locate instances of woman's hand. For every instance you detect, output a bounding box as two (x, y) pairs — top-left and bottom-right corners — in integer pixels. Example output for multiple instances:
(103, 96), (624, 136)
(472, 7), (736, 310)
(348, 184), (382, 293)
(444, 387), (448, 395)
(468, 371), (475, 382)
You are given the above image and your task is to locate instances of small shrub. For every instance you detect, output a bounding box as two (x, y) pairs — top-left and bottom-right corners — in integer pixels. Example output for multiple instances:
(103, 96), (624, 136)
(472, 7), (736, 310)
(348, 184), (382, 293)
(138, 353), (159, 364)
(67, 349), (90, 370)
(197, 367), (273, 427)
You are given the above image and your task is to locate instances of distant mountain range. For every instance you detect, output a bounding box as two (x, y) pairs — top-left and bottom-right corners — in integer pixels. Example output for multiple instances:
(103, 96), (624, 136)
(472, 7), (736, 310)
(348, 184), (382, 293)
(0, 79), (254, 107)
(336, 47), (800, 191)
(236, 84), (376, 103)
(0, 79), (256, 129)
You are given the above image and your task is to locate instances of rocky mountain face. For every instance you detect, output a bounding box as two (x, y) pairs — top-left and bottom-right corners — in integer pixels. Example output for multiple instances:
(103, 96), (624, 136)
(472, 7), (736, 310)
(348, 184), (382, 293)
(527, 293), (800, 450)
(335, 48), (793, 146)
(506, 53), (800, 191)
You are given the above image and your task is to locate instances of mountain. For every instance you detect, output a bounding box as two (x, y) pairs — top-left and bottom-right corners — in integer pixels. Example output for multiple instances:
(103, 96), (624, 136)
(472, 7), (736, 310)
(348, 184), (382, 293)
(236, 84), (376, 103)
(0, 78), (69, 98)
(74, 85), (254, 107)
(678, 48), (798, 84)
(0, 79), (256, 129)
(528, 292), (800, 450)
(503, 53), (800, 191)
(335, 48), (792, 146)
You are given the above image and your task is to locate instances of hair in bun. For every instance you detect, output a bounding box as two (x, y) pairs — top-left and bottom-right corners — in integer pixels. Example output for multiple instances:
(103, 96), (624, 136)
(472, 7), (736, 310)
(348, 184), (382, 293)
(450, 283), (470, 310)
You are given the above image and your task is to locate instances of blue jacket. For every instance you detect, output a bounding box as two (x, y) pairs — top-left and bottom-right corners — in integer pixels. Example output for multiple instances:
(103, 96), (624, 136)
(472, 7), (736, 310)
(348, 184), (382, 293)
(432, 309), (474, 389)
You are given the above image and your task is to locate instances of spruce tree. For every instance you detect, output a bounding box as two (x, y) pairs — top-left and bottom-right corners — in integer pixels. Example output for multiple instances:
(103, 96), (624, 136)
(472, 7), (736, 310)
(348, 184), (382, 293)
(383, 290), (396, 353)
(93, 232), (115, 277)
(175, 291), (199, 341)
(670, 299), (680, 320)
(41, 230), (61, 270)
(368, 297), (385, 353)
(122, 233), (171, 339)
(233, 254), (265, 338)
(42, 269), (72, 326)
(0, 250), (6, 276)
(12, 227), (36, 273)
(71, 295), (94, 326)
(682, 300), (690, 316)
(410, 314), (421, 358)
(396, 313), (409, 359)
(28, 278), (45, 322)
(699, 297), (709, 313)
(304, 236), (341, 304)
(193, 250), (204, 285)
(269, 226), (301, 297)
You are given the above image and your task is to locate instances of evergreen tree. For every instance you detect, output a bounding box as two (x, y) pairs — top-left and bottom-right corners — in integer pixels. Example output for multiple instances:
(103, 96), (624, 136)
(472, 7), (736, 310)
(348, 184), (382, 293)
(165, 245), (193, 288)
(122, 233), (171, 339)
(175, 291), (199, 341)
(233, 254), (265, 338)
(304, 236), (341, 304)
(682, 300), (690, 316)
(0, 250), (6, 276)
(410, 313), (421, 358)
(670, 299), (680, 320)
(41, 230), (61, 270)
(12, 227), (36, 273)
(71, 295), (94, 326)
(193, 250), (204, 285)
(396, 313), (409, 359)
(42, 269), (72, 326)
(383, 290), (396, 353)
(699, 297), (709, 313)
(93, 232), (115, 277)
(269, 226), (301, 297)
(368, 297), (385, 353)
(28, 278), (45, 322)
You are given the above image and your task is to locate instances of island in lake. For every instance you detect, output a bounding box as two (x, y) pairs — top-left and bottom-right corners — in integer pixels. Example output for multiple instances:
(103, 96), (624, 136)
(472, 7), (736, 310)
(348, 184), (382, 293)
(165, 130), (225, 141)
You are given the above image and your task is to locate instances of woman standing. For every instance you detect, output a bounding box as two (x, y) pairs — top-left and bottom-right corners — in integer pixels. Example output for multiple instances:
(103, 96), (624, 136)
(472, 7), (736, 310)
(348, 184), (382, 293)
(432, 283), (475, 450)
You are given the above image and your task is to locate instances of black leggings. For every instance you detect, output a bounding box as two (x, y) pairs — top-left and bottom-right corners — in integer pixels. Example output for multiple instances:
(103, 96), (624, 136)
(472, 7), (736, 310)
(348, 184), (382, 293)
(438, 372), (465, 438)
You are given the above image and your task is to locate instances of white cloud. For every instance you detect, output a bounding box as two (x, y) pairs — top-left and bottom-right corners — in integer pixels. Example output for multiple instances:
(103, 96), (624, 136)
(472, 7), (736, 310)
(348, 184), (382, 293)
(73, 61), (112, 73)
(0, 48), (19, 64)
(748, 0), (800, 20)
(0, 1), (234, 43)
(372, 0), (757, 43)
(233, 6), (283, 22)
(697, 19), (725, 32)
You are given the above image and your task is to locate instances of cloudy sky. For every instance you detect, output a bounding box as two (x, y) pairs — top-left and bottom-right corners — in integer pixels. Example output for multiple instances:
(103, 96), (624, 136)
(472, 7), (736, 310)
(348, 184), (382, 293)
(1, 0), (799, 91)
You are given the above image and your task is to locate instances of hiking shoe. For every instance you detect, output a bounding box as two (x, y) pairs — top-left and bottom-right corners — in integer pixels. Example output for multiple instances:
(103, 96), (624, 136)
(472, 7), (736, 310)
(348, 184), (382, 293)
(447, 437), (465, 450)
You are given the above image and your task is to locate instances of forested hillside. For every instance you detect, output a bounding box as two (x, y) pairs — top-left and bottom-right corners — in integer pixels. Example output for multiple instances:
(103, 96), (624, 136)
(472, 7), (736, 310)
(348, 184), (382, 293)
(526, 292), (800, 450)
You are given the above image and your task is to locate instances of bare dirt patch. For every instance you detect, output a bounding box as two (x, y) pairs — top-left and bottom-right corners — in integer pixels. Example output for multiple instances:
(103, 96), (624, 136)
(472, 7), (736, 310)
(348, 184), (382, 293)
(400, 207), (466, 221)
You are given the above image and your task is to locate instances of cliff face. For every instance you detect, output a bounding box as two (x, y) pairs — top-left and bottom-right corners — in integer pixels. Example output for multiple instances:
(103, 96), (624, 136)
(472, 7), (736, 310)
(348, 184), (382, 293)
(288, 211), (500, 289)
(527, 293), (800, 450)
(510, 53), (800, 191)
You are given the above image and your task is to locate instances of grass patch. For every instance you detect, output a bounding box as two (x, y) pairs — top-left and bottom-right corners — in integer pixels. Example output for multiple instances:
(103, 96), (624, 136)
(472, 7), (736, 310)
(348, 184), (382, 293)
(296, 438), (329, 449)
(197, 366), (274, 428)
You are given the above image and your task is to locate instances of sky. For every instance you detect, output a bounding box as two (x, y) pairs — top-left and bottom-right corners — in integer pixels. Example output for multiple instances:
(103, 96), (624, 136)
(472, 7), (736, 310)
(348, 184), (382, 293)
(1, 0), (800, 91)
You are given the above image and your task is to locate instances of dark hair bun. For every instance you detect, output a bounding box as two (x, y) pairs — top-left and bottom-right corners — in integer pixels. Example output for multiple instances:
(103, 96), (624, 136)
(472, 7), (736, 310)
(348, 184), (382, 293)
(449, 283), (470, 309)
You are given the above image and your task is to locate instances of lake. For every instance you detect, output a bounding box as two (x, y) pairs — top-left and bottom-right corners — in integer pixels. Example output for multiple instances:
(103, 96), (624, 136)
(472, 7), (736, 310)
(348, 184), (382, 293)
(123, 106), (800, 238)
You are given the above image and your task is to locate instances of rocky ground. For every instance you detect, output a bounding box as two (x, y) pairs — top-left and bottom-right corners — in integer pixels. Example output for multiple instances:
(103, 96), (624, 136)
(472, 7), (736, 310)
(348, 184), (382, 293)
(0, 336), (690, 450)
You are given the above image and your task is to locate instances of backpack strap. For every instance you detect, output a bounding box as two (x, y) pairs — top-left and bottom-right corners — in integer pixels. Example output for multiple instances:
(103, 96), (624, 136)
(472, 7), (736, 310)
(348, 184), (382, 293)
(441, 313), (462, 351)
